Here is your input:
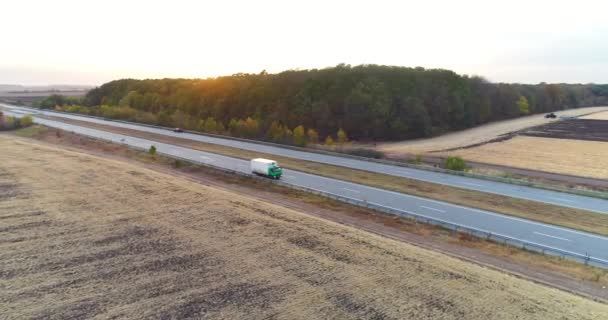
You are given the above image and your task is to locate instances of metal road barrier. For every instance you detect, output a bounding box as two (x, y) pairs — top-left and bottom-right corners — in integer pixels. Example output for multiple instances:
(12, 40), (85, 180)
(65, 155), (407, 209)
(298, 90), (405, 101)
(9, 105), (607, 200)
(278, 183), (608, 269)
(144, 144), (608, 269)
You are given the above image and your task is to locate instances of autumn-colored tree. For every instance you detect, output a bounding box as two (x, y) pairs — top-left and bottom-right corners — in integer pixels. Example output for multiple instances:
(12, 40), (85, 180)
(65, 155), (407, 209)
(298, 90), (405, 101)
(292, 125), (306, 146)
(325, 135), (334, 146)
(243, 117), (260, 137)
(284, 127), (293, 143)
(266, 121), (285, 142)
(337, 128), (349, 144)
(306, 128), (319, 144)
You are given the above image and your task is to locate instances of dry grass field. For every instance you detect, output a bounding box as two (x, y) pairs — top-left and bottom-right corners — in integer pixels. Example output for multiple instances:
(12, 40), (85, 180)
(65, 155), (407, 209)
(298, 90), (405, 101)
(438, 136), (608, 179)
(1, 136), (607, 319)
(581, 111), (608, 120)
(376, 106), (608, 155)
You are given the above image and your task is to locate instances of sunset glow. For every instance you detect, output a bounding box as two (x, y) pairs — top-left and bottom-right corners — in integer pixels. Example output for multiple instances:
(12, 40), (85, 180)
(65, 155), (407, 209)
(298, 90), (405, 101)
(1, 0), (607, 84)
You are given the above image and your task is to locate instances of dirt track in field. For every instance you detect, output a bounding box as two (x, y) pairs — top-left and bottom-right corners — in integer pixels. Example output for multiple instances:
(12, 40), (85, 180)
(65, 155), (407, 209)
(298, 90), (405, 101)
(581, 111), (608, 120)
(2, 136), (607, 319)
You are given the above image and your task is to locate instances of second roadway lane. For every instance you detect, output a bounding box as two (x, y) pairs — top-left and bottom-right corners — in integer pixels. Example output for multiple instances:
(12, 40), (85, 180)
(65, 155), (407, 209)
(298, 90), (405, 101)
(4, 104), (607, 215)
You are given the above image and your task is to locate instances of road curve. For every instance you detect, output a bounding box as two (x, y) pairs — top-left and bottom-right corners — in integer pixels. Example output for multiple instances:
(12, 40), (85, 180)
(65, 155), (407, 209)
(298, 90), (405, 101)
(4, 111), (608, 266)
(3, 105), (608, 214)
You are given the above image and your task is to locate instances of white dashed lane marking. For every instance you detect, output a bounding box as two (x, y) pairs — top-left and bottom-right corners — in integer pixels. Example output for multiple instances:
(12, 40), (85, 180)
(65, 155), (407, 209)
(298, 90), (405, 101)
(533, 232), (571, 242)
(420, 205), (446, 213)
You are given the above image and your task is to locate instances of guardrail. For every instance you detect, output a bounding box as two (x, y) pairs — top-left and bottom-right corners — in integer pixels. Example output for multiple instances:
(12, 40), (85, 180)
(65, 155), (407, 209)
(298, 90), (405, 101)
(13, 105), (607, 200)
(29, 120), (608, 269)
(281, 184), (608, 269)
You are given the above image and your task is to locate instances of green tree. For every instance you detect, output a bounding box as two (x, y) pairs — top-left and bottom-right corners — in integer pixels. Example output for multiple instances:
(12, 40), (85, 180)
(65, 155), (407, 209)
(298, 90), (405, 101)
(306, 128), (319, 144)
(228, 118), (239, 136)
(444, 156), (467, 171)
(5, 116), (19, 129)
(64, 65), (608, 144)
(148, 145), (157, 155)
(171, 110), (190, 128)
(292, 125), (306, 146)
(197, 119), (206, 132)
(337, 128), (349, 144)
(119, 90), (142, 107)
(517, 96), (530, 115)
(20, 115), (33, 127)
(203, 117), (218, 133)
(216, 121), (226, 134)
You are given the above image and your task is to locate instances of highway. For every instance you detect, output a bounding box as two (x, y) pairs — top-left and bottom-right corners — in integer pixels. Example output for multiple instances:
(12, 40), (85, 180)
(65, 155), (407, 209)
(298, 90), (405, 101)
(3, 109), (608, 266)
(3, 104), (608, 214)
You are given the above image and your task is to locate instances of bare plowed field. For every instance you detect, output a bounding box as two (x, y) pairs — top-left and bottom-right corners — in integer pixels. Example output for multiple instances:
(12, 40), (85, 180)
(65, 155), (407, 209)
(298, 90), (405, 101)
(1, 136), (607, 319)
(522, 119), (608, 142)
(377, 106), (608, 155)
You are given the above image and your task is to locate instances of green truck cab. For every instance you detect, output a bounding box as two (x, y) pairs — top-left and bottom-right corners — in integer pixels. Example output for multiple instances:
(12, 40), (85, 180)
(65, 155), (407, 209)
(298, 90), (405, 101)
(250, 158), (283, 179)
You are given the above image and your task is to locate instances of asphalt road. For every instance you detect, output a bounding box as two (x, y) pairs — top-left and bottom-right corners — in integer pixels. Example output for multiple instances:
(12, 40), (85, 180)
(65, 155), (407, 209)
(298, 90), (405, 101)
(4, 110), (608, 265)
(4, 104), (608, 215)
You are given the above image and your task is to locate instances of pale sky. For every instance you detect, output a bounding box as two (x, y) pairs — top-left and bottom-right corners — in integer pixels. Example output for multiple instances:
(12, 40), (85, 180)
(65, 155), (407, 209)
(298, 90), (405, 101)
(1, 0), (607, 85)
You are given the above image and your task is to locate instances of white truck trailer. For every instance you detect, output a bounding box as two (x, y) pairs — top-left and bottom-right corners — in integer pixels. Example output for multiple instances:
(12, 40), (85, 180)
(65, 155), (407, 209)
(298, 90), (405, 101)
(250, 158), (283, 179)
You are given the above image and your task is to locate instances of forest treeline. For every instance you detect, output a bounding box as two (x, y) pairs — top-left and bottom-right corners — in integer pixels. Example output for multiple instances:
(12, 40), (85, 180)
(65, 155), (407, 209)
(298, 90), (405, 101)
(38, 64), (608, 144)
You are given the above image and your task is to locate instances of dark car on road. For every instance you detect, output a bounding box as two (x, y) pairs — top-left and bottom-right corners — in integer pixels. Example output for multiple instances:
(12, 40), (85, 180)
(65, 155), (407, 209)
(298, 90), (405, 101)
(545, 112), (557, 119)
(173, 128), (184, 133)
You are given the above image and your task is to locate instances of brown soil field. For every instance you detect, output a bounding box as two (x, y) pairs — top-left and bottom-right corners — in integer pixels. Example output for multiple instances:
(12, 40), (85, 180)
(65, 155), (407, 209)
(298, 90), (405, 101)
(2, 136), (607, 319)
(376, 106), (608, 155)
(522, 119), (608, 142)
(581, 111), (608, 120)
(35, 117), (608, 236)
(438, 136), (608, 180)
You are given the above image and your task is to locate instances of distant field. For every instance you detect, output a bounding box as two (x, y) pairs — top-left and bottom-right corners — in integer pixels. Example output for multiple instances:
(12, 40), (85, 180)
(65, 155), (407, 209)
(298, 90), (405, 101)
(0, 90), (87, 97)
(2, 136), (606, 319)
(581, 111), (608, 120)
(522, 119), (608, 142)
(438, 136), (608, 179)
(377, 106), (608, 155)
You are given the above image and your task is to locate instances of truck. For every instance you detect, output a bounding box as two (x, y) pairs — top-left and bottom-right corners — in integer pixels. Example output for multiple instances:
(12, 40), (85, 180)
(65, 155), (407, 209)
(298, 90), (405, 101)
(250, 158), (283, 179)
